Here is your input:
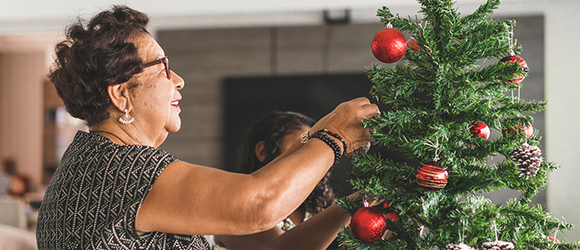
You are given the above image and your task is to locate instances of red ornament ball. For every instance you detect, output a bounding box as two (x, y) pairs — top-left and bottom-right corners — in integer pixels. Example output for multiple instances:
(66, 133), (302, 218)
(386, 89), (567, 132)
(500, 54), (528, 84)
(502, 124), (533, 138)
(470, 121), (490, 140)
(383, 202), (400, 221)
(350, 207), (387, 243)
(416, 162), (448, 191)
(372, 28), (407, 63)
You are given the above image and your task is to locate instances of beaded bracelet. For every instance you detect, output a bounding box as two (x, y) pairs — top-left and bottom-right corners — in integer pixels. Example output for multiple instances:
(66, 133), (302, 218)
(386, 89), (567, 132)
(320, 129), (347, 157)
(309, 130), (342, 165)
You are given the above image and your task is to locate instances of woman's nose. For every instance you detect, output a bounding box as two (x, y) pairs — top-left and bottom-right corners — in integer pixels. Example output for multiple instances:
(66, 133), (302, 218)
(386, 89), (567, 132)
(172, 71), (185, 90)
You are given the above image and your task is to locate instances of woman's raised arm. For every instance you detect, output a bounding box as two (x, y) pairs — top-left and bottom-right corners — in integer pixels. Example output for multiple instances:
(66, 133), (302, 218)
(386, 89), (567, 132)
(135, 97), (379, 236)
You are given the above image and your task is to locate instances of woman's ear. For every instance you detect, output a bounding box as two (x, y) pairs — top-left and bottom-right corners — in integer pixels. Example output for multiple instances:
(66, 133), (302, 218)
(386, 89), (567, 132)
(107, 83), (131, 112)
(255, 141), (268, 163)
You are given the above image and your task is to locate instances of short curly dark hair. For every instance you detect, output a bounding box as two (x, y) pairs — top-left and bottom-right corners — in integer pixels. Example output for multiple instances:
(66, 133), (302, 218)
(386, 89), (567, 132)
(49, 5), (150, 126)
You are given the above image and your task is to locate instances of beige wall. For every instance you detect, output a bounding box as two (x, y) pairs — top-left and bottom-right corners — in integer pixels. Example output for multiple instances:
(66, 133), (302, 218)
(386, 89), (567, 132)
(544, 0), (580, 242)
(0, 34), (56, 191)
(0, 52), (47, 190)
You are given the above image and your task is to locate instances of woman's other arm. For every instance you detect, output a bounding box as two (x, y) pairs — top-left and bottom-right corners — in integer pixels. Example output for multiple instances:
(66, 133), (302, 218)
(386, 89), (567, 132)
(214, 194), (359, 250)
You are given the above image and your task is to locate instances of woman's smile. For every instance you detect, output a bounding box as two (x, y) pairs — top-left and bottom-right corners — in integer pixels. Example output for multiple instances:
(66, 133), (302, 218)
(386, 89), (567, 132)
(171, 98), (181, 109)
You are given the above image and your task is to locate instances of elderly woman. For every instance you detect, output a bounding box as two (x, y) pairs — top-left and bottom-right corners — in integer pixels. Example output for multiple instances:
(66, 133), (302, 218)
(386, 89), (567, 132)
(36, 5), (379, 250)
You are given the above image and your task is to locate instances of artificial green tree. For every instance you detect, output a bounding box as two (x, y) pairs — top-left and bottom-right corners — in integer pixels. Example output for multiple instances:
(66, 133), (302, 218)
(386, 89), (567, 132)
(337, 0), (580, 249)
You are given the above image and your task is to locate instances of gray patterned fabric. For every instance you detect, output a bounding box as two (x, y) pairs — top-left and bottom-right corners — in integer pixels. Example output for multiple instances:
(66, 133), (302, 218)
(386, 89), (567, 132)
(36, 131), (210, 250)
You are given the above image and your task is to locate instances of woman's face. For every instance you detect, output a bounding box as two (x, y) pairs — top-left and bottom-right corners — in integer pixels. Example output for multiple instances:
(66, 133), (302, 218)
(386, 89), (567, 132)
(128, 33), (185, 143)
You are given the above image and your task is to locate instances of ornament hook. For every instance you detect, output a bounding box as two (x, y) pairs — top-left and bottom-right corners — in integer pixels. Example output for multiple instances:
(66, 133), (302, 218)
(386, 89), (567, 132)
(493, 220), (499, 242)
(460, 218), (467, 243)
(507, 20), (516, 55)
(423, 138), (440, 162)
(508, 27), (514, 54)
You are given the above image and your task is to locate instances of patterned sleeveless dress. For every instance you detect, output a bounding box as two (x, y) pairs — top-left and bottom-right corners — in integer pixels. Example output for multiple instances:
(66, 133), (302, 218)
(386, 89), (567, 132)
(36, 131), (210, 249)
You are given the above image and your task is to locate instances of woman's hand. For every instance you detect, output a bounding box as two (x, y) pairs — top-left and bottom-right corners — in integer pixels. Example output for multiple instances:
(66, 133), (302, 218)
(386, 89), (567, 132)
(311, 97), (379, 156)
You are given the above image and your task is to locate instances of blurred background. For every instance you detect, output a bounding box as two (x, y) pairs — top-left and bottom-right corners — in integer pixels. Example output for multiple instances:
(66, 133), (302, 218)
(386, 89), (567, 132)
(0, 0), (578, 242)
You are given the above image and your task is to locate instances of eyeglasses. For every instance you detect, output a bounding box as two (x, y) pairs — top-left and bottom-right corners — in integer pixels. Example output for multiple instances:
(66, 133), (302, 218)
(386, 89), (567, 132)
(143, 56), (171, 80)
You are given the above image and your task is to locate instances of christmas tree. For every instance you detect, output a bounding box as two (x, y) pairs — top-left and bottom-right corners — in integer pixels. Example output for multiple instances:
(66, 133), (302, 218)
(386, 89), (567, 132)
(337, 0), (580, 249)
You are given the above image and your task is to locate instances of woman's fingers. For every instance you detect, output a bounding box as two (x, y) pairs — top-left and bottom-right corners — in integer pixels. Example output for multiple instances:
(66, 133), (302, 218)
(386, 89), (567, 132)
(320, 97), (379, 155)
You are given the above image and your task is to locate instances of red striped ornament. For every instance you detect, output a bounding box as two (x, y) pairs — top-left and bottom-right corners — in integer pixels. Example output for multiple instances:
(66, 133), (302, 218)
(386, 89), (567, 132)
(416, 162), (448, 191)
(499, 51), (528, 84)
(470, 121), (490, 140)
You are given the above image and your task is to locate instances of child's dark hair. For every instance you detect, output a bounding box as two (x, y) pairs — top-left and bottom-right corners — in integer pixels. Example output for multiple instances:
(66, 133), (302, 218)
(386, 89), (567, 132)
(237, 111), (337, 214)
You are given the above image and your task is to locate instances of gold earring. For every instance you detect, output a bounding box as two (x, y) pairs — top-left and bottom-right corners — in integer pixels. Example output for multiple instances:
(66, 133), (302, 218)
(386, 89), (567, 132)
(119, 109), (135, 124)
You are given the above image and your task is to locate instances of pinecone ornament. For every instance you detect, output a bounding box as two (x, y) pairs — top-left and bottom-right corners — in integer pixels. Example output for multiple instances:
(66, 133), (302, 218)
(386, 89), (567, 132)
(482, 240), (515, 250)
(510, 143), (542, 180)
(446, 243), (476, 250)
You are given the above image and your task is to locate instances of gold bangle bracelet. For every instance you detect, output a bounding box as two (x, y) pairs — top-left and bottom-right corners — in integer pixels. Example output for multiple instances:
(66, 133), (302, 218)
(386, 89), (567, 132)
(300, 130), (310, 145)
